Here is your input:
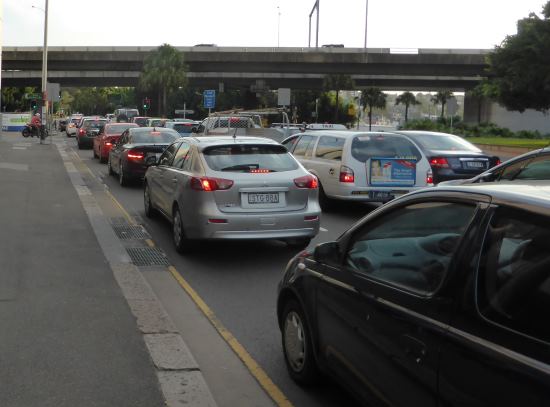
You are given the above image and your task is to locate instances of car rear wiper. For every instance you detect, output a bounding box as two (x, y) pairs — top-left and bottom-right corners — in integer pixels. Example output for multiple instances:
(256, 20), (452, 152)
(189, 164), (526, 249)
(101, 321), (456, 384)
(221, 164), (260, 171)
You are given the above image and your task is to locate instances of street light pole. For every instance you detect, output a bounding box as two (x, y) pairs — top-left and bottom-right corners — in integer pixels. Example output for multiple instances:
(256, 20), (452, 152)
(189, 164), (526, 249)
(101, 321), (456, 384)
(364, 0), (369, 50)
(277, 6), (281, 47)
(40, 0), (49, 124)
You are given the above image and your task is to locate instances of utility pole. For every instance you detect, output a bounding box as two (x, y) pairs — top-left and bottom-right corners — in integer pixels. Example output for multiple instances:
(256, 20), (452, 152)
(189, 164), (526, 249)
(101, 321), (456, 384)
(308, 0), (320, 48)
(41, 0), (49, 126)
(364, 0), (369, 50)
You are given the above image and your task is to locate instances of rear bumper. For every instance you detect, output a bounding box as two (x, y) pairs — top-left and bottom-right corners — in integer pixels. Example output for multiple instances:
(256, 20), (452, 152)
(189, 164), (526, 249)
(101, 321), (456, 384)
(183, 205), (321, 240)
(327, 185), (429, 202)
(77, 136), (96, 147)
(124, 160), (148, 179)
(100, 145), (113, 159)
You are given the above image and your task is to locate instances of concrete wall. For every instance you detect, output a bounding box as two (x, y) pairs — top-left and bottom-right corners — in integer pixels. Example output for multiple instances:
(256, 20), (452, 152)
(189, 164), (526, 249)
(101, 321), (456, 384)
(464, 95), (550, 134)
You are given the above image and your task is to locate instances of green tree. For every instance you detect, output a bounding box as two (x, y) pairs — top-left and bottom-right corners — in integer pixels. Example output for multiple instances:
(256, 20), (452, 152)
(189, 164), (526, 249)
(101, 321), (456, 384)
(361, 87), (387, 130)
(139, 44), (187, 116)
(486, 2), (550, 112)
(395, 91), (420, 122)
(323, 74), (355, 122)
(431, 90), (453, 118)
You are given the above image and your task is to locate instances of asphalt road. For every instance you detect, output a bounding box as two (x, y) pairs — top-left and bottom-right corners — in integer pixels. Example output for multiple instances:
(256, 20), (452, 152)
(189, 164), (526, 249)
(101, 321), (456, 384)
(70, 137), (375, 407)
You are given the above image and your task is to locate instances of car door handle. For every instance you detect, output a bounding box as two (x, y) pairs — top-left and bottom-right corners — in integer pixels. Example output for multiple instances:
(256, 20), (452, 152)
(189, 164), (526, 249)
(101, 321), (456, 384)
(401, 334), (427, 364)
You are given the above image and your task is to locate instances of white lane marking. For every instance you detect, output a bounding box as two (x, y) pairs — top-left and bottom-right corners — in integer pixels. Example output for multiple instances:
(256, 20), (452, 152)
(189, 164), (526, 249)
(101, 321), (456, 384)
(12, 147), (27, 150)
(320, 227), (328, 232)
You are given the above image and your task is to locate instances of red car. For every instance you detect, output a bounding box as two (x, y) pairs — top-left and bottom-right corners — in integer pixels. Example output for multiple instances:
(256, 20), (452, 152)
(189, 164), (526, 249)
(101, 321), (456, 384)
(93, 122), (139, 163)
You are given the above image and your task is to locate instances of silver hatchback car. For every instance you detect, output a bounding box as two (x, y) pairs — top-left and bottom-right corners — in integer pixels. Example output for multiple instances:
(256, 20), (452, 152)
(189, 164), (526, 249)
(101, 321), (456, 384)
(143, 136), (321, 252)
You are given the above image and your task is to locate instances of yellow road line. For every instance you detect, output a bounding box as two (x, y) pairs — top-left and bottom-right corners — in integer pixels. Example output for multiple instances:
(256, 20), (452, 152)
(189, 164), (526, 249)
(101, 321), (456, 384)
(104, 189), (137, 226)
(167, 266), (294, 407)
(145, 239), (155, 248)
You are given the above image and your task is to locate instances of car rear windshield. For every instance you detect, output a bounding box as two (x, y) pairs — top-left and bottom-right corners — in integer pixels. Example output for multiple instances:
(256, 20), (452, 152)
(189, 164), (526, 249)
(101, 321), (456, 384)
(134, 118), (148, 126)
(172, 123), (194, 134)
(83, 120), (107, 129)
(106, 124), (134, 134)
(351, 134), (422, 162)
(203, 144), (299, 173)
(130, 130), (179, 143)
(407, 133), (480, 152)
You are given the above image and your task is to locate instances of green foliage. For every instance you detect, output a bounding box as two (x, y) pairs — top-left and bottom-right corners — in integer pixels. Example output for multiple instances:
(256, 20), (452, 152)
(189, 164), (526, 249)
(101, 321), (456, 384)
(361, 88), (387, 130)
(1, 86), (38, 112)
(400, 118), (550, 139)
(139, 44), (188, 116)
(430, 90), (453, 118)
(323, 74), (355, 121)
(486, 1), (550, 112)
(395, 91), (420, 122)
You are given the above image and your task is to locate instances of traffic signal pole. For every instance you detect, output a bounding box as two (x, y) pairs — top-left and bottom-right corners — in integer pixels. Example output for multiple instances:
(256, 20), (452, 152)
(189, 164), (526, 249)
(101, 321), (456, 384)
(41, 0), (49, 127)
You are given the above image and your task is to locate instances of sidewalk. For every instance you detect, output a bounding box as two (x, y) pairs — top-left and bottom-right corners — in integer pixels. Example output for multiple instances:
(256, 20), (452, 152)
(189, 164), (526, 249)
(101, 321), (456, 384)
(0, 132), (215, 407)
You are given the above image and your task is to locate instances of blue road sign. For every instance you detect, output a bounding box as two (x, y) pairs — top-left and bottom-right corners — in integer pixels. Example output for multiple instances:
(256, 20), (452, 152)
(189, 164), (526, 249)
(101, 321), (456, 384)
(203, 90), (216, 109)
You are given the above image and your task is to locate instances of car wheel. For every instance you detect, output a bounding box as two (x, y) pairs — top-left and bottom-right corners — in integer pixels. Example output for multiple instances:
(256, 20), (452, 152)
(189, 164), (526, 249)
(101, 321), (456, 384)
(93, 147), (98, 159)
(144, 182), (157, 218)
(99, 149), (107, 164)
(282, 300), (320, 385)
(172, 206), (195, 253)
(77, 140), (82, 150)
(286, 238), (311, 250)
(108, 156), (115, 176)
(119, 163), (128, 186)
(318, 183), (335, 212)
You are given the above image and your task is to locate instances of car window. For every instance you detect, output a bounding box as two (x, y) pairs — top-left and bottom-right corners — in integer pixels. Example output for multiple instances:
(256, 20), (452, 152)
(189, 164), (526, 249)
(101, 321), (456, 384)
(345, 201), (476, 294)
(293, 136), (314, 157)
(182, 149), (195, 172)
(304, 136), (317, 157)
(172, 142), (190, 169)
(498, 160), (528, 181)
(158, 142), (180, 166)
(513, 155), (550, 180)
(315, 136), (345, 160)
(130, 129), (179, 143)
(476, 207), (550, 343)
(351, 134), (421, 162)
(405, 133), (480, 152)
(282, 136), (299, 152)
(202, 144), (299, 173)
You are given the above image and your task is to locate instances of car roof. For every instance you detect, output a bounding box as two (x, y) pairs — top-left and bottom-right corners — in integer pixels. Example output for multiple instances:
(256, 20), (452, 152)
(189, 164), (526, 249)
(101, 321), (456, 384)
(393, 130), (459, 137)
(128, 126), (178, 133)
(297, 130), (408, 138)
(414, 181), (550, 211)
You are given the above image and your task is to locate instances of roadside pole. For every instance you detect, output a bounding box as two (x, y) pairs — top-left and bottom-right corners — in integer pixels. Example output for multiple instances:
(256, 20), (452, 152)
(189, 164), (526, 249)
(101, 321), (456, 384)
(40, 0), (50, 144)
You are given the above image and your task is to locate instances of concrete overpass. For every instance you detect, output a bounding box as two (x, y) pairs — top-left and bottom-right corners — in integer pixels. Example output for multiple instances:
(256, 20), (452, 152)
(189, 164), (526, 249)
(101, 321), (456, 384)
(2, 46), (489, 91)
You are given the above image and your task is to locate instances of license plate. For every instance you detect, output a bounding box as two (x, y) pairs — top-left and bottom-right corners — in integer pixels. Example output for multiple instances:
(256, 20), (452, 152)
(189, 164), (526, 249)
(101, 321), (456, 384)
(248, 193), (279, 204)
(368, 191), (392, 200)
(466, 161), (484, 168)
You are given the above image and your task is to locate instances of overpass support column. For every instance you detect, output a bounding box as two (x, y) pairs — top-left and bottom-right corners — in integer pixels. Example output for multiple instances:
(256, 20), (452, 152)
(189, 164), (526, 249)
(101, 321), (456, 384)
(463, 93), (492, 124)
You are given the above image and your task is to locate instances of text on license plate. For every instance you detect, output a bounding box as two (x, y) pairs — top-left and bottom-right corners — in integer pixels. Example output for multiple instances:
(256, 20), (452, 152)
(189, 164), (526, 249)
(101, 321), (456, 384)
(466, 161), (484, 168)
(248, 193), (279, 204)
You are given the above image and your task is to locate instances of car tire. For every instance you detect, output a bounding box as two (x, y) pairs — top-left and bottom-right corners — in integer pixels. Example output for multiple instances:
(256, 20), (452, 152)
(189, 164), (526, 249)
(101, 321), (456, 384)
(144, 182), (157, 218)
(108, 156), (115, 176)
(281, 299), (320, 386)
(93, 148), (98, 159)
(99, 149), (107, 164)
(119, 162), (128, 186)
(172, 206), (196, 253)
(286, 238), (311, 250)
(318, 183), (335, 212)
(77, 140), (82, 150)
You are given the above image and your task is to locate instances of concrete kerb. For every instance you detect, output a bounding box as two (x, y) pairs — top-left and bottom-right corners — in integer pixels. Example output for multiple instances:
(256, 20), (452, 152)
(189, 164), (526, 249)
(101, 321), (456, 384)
(54, 139), (218, 407)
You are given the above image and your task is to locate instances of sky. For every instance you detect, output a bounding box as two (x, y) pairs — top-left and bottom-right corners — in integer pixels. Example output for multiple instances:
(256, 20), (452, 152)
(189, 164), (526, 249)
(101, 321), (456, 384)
(3, 0), (548, 49)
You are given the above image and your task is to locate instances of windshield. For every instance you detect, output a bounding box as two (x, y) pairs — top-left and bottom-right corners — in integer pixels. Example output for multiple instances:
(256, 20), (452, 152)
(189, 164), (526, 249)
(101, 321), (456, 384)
(105, 124), (135, 134)
(171, 123), (194, 134)
(351, 134), (422, 162)
(130, 129), (179, 143)
(83, 120), (107, 129)
(203, 144), (299, 172)
(406, 133), (481, 152)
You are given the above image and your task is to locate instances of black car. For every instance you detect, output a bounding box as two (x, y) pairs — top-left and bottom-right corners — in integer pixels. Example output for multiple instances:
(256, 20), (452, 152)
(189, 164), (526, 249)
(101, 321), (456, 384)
(440, 147), (550, 185)
(76, 118), (108, 149)
(277, 182), (550, 406)
(394, 131), (500, 183)
(108, 127), (180, 186)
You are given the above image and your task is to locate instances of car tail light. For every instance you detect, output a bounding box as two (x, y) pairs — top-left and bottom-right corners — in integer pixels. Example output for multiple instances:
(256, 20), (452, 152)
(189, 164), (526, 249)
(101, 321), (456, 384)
(429, 157), (450, 168)
(339, 166), (355, 183)
(105, 142), (112, 147)
(190, 177), (234, 191)
(294, 174), (318, 189)
(426, 170), (434, 185)
(78, 128), (85, 136)
(127, 149), (145, 161)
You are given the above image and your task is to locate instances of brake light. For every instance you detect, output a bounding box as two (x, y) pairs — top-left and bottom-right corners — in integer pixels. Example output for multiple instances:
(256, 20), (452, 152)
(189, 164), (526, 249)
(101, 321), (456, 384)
(78, 128), (85, 136)
(127, 149), (144, 161)
(190, 177), (234, 191)
(339, 166), (355, 183)
(294, 174), (318, 189)
(426, 170), (434, 185)
(250, 169), (271, 173)
(495, 158), (502, 166)
(429, 157), (450, 168)
(105, 142), (112, 147)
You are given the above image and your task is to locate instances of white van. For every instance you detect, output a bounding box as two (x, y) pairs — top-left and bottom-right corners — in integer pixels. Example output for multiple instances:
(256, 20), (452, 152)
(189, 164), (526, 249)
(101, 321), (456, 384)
(282, 131), (433, 209)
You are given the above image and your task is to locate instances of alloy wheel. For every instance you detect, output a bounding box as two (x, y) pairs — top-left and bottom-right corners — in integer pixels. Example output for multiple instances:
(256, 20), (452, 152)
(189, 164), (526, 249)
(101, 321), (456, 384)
(284, 310), (306, 372)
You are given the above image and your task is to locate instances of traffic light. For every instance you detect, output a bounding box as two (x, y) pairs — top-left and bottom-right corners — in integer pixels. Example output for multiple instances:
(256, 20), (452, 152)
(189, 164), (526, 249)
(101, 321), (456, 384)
(142, 98), (150, 111)
(30, 99), (38, 110)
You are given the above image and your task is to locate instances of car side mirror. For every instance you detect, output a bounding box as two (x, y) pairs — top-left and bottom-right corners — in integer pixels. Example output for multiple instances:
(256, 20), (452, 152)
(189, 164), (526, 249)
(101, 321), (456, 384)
(145, 155), (158, 167)
(313, 241), (341, 265)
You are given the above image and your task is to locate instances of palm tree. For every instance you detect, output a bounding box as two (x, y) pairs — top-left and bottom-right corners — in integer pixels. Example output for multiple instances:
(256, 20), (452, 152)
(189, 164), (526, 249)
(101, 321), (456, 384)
(431, 90), (453, 118)
(361, 87), (387, 130)
(467, 85), (486, 124)
(139, 44), (187, 116)
(323, 74), (355, 122)
(395, 91), (420, 123)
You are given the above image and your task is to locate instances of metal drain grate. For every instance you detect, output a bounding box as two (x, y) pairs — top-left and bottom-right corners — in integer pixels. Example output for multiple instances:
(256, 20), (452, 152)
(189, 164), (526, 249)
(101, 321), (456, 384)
(113, 224), (150, 240)
(126, 247), (170, 267)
